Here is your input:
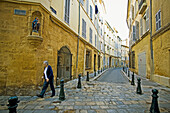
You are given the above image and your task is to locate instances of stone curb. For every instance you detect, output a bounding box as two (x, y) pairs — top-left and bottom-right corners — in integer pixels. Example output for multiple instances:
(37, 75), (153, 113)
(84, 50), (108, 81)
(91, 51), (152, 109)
(121, 70), (131, 82)
(90, 69), (109, 81)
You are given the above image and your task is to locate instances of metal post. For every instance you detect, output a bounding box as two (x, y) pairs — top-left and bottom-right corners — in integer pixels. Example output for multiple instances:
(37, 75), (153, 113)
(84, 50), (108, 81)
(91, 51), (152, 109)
(59, 79), (65, 101)
(86, 72), (89, 81)
(7, 96), (20, 113)
(94, 70), (96, 76)
(131, 72), (135, 85)
(136, 78), (142, 94)
(150, 89), (160, 113)
(128, 70), (130, 77)
(77, 74), (82, 88)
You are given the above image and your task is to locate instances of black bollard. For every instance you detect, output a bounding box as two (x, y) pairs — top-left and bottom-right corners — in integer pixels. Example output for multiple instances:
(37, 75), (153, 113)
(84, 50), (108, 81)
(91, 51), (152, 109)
(128, 70), (130, 77)
(131, 72), (135, 85)
(7, 96), (20, 113)
(136, 78), (142, 94)
(123, 67), (124, 72)
(94, 70), (96, 76)
(150, 89), (160, 113)
(77, 74), (82, 88)
(59, 79), (65, 101)
(86, 72), (89, 81)
(98, 70), (99, 74)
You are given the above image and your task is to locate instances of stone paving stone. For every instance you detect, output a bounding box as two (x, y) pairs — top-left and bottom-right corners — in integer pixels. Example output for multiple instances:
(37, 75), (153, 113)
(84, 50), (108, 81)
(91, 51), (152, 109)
(99, 105), (109, 109)
(87, 110), (96, 113)
(95, 110), (107, 113)
(64, 105), (74, 110)
(23, 110), (34, 113)
(79, 110), (88, 113)
(116, 109), (128, 113)
(107, 109), (118, 113)
(24, 105), (36, 109)
(90, 105), (100, 109)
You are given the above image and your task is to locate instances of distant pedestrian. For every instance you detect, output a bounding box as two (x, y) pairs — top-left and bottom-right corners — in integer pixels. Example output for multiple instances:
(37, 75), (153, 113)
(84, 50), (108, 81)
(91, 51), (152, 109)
(37, 61), (55, 98)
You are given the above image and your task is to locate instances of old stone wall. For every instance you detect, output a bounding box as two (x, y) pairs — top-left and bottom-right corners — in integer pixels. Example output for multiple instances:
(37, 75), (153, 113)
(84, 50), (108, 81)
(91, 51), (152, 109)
(0, 1), (86, 95)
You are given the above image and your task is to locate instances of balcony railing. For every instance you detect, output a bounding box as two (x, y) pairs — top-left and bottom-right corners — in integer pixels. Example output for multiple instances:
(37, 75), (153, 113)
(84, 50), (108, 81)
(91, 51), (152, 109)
(139, 0), (147, 14)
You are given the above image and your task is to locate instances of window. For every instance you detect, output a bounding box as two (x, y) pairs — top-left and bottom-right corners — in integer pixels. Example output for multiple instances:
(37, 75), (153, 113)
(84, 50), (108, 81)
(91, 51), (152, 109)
(146, 7), (150, 31)
(90, 5), (93, 20)
(133, 26), (136, 41)
(86, 0), (89, 15)
(86, 50), (91, 69)
(101, 28), (102, 36)
(140, 18), (143, 36)
(101, 42), (102, 51)
(132, 51), (135, 69)
(156, 10), (161, 31)
(82, 19), (86, 38)
(132, 5), (134, 20)
(95, 35), (97, 47)
(89, 28), (92, 43)
(64, 0), (70, 24)
(135, 21), (139, 40)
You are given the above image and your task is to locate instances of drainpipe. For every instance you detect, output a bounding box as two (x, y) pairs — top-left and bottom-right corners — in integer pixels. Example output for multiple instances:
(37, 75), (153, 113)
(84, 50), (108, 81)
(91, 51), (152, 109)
(76, 1), (80, 76)
(150, 0), (154, 80)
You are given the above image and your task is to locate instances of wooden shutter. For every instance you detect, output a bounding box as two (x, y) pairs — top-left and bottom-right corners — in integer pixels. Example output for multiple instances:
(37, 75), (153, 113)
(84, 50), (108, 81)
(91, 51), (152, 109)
(133, 26), (136, 41)
(140, 18), (143, 36)
(136, 21), (139, 40)
(146, 7), (149, 31)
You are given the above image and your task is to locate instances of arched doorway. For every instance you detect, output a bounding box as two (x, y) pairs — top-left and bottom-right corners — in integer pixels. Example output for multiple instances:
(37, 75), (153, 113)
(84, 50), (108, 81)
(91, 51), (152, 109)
(57, 46), (72, 84)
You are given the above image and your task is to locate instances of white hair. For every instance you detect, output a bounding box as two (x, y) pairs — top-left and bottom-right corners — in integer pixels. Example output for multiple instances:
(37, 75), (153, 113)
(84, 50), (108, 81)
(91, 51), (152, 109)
(43, 61), (48, 65)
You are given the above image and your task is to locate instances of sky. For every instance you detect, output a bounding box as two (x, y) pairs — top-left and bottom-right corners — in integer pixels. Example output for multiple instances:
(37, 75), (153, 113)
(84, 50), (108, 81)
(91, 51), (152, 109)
(104, 0), (129, 45)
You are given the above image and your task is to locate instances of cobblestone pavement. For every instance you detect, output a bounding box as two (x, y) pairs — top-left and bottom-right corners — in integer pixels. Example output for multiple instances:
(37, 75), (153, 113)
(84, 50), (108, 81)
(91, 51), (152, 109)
(0, 68), (170, 113)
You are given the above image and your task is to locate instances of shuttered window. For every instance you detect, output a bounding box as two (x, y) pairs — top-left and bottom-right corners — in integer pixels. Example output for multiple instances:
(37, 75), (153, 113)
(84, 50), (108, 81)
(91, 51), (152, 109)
(140, 18), (143, 36)
(89, 28), (92, 43)
(146, 7), (150, 31)
(86, 50), (92, 69)
(86, 0), (89, 15)
(82, 19), (86, 38)
(64, 0), (70, 24)
(156, 10), (161, 31)
(95, 35), (97, 47)
(132, 51), (135, 69)
(90, 5), (93, 20)
(133, 26), (136, 41)
(136, 21), (139, 40)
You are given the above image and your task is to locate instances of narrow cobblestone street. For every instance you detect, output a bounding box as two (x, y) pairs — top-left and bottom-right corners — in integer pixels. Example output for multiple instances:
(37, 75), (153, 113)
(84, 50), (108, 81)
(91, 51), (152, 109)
(0, 68), (170, 113)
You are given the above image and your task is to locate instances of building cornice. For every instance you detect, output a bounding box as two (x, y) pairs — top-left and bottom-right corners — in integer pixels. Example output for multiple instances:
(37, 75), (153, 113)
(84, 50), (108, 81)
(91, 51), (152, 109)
(152, 23), (170, 41)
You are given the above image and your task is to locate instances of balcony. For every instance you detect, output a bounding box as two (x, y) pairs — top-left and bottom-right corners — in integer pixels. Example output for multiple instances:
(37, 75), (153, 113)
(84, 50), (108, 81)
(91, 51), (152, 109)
(139, 0), (147, 14)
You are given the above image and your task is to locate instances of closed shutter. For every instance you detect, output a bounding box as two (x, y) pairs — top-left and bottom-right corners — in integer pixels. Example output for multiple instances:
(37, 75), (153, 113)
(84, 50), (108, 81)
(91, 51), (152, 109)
(86, 0), (89, 14)
(146, 7), (150, 31)
(136, 21), (139, 40)
(90, 5), (93, 20)
(64, 0), (70, 24)
(95, 35), (97, 47)
(133, 26), (136, 41)
(140, 18), (143, 36)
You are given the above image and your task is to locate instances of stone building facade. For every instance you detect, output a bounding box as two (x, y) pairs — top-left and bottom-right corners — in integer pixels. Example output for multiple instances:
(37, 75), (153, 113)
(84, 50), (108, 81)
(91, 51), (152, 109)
(0, 0), (124, 95)
(127, 0), (170, 87)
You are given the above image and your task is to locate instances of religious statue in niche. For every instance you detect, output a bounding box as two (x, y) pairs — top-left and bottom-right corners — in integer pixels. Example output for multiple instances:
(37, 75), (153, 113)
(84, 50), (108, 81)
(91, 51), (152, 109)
(32, 17), (40, 32)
